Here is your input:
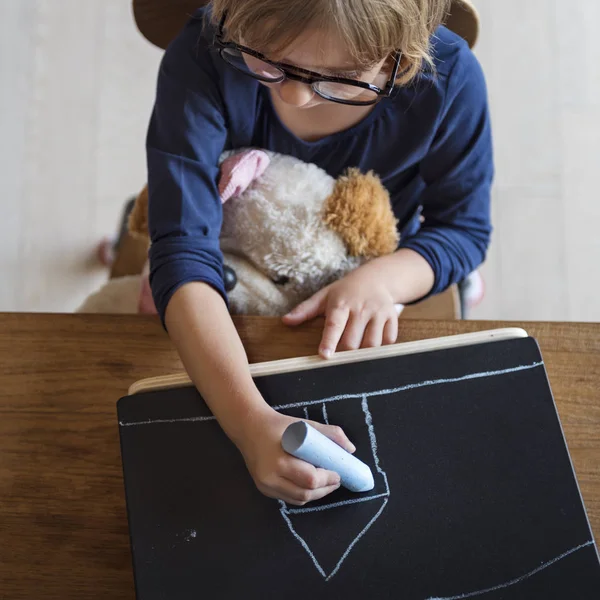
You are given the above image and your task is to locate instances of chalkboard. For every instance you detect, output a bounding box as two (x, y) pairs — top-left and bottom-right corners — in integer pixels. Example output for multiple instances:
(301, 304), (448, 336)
(117, 337), (600, 599)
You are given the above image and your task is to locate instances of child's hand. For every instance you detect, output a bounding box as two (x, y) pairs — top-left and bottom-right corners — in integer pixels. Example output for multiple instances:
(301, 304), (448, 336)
(283, 265), (399, 358)
(237, 410), (355, 506)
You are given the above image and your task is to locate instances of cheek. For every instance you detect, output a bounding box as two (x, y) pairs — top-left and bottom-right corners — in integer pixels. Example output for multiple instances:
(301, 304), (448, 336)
(368, 66), (390, 87)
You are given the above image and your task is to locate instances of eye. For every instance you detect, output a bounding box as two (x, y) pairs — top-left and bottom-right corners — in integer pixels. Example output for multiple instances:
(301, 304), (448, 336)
(273, 275), (290, 286)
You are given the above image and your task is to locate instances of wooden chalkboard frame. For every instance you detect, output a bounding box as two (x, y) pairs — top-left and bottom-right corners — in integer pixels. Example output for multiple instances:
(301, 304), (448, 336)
(128, 327), (528, 395)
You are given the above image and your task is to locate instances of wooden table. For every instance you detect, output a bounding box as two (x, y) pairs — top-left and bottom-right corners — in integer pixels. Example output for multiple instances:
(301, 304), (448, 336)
(1, 314), (599, 598)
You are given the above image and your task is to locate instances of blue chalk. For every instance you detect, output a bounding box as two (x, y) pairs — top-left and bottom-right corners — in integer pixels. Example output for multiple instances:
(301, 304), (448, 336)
(281, 421), (375, 493)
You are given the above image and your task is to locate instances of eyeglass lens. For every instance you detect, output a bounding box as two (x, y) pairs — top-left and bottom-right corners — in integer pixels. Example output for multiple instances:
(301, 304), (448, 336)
(220, 47), (383, 104)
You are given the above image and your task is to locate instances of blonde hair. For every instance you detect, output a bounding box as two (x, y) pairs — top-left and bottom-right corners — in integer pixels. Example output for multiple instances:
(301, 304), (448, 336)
(210, 0), (451, 85)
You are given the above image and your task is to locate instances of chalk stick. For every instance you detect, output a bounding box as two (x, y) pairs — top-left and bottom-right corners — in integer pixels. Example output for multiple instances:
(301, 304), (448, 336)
(281, 421), (375, 493)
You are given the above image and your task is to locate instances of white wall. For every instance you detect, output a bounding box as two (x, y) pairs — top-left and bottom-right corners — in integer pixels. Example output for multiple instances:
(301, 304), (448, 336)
(1, 0), (598, 321)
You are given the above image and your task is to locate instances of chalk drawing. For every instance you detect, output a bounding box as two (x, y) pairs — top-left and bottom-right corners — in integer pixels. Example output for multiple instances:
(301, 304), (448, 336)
(119, 362), (543, 428)
(278, 394), (390, 580)
(362, 396), (386, 482)
(427, 540), (595, 599)
(326, 498), (389, 582)
(118, 359), (590, 591)
(282, 493), (389, 515)
(303, 407), (309, 419)
(271, 363), (543, 413)
(278, 501), (327, 579)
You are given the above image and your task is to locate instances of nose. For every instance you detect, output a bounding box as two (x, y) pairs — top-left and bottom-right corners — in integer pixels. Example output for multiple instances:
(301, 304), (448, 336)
(277, 80), (315, 107)
(223, 265), (237, 292)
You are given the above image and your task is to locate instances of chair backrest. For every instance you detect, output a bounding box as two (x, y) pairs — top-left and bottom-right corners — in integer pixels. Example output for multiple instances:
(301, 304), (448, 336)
(133, 0), (479, 51)
(445, 0), (480, 49)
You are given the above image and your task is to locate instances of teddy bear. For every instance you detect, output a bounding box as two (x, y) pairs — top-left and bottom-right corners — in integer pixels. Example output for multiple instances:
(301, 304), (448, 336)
(77, 149), (402, 317)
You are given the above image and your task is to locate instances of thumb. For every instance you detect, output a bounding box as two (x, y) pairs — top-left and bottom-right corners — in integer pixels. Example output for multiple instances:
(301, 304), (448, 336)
(309, 421), (356, 454)
(282, 288), (328, 326)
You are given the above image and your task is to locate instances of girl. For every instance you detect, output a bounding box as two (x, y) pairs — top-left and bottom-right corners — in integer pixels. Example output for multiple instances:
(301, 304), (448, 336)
(146, 0), (493, 506)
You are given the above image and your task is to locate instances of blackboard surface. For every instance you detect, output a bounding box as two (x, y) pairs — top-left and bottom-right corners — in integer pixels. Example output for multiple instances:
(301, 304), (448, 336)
(118, 337), (600, 599)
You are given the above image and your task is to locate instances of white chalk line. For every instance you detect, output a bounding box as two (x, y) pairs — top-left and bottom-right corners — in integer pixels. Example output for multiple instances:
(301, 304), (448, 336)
(278, 500), (327, 579)
(362, 395), (391, 497)
(280, 393), (391, 580)
(363, 396), (382, 474)
(119, 362), (543, 428)
(283, 493), (389, 515)
(273, 363), (543, 412)
(324, 399), (390, 581)
(322, 403), (329, 425)
(279, 496), (390, 582)
(326, 498), (390, 581)
(426, 540), (595, 600)
(303, 406), (309, 419)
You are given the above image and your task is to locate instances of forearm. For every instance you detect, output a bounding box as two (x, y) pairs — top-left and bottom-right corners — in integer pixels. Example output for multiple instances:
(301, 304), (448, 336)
(359, 248), (435, 304)
(165, 282), (272, 446)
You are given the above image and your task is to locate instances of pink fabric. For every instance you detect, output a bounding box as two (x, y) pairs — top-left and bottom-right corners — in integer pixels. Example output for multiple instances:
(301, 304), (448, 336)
(138, 262), (158, 315)
(218, 150), (270, 202)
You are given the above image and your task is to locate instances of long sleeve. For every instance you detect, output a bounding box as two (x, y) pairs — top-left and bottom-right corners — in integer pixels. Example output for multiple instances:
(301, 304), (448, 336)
(146, 21), (229, 323)
(400, 45), (494, 296)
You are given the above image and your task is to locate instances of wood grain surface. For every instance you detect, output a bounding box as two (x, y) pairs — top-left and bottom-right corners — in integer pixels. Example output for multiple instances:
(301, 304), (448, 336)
(1, 313), (598, 598)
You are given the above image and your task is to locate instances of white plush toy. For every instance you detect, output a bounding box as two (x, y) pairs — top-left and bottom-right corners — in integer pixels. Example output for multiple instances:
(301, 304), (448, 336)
(78, 149), (402, 317)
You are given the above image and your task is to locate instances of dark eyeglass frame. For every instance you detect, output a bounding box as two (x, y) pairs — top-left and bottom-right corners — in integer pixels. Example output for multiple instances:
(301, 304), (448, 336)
(214, 12), (401, 106)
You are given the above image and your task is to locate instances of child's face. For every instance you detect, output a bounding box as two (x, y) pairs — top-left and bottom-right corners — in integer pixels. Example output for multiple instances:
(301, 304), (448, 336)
(244, 28), (389, 109)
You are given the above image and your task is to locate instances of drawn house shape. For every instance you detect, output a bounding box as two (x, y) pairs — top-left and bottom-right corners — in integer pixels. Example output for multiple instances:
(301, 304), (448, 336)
(278, 396), (389, 581)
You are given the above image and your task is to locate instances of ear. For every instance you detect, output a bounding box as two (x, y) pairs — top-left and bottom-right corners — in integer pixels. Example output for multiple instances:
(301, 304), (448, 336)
(324, 168), (399, 258)
(218, 149), (271, 203)
(128, 186), (150, 240)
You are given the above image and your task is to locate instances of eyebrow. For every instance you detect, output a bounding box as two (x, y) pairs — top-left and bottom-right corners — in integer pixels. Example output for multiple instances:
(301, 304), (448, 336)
(237, 36), (364, 74)
(281, 60), (361, 74)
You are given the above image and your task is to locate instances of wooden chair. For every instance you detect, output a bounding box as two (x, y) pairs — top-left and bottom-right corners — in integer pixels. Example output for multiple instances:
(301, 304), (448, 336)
(108, 0), (480, 320)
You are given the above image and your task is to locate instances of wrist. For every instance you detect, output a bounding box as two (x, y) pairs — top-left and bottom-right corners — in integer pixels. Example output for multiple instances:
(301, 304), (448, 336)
(363, 249), (434, 304)
(221, 396), (277, 450)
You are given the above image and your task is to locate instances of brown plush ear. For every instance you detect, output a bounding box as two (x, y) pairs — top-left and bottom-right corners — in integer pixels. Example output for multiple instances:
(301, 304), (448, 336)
(128, 186), (150, 241)
(324, 169), (399, 258)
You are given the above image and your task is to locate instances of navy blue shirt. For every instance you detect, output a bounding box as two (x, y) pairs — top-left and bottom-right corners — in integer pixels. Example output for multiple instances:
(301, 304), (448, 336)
(146, 9), (494, 322)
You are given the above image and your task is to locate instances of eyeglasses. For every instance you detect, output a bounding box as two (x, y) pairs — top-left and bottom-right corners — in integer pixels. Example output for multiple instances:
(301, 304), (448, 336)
(214, 13), (401, 106)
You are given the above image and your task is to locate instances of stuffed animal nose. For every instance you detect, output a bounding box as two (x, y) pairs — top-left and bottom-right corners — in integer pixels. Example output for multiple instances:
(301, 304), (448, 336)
(223, 265), (237, 292)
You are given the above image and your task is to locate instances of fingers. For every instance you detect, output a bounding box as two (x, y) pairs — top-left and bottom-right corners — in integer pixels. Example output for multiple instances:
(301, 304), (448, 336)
(283, 288), (327, 326)
(319, 305), (350, 358)
(259, 428), (358, 506)
(269, 463), (341, 506)
(338, 310), (399, 352)
(336, 310), (368, 351)
(321, 301), (400, 356)
(383, 316), (399, 346)
(359, 314), (399, 348)
(339, 310), (388, 351)
(286, 464), (341, 490)
(360, 316), (384, 349)
(309, 421), (356, 454)
(275, 482), (342, 506)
